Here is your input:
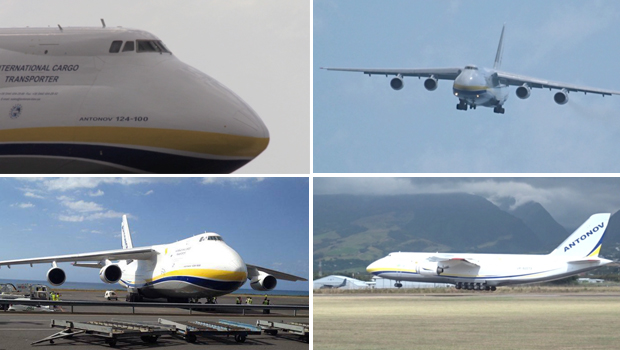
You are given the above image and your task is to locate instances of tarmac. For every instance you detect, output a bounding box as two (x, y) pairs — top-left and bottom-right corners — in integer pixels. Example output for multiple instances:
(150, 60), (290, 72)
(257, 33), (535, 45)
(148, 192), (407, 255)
(0, 290), (309, 350)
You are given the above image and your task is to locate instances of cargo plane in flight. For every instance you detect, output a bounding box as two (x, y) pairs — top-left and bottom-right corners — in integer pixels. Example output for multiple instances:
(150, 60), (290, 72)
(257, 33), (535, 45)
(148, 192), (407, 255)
(0, 21), (269, 173)
(323, 25), (620, 114)
(0, 215), (306, 302)
(367, 213), (611, 291)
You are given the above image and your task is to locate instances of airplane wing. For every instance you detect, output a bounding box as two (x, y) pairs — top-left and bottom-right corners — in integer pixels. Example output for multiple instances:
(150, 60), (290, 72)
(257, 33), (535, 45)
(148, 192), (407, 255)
(496, 71), (620, 96)
(321, 67), (463, 80)
(0, 247), (156, 267)
(246, 264), (308, 282)
(427, 255), (480, 268)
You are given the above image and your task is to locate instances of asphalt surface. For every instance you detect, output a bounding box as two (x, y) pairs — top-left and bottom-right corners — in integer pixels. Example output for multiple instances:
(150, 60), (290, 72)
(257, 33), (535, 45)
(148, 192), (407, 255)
(0, 290), (309, 350)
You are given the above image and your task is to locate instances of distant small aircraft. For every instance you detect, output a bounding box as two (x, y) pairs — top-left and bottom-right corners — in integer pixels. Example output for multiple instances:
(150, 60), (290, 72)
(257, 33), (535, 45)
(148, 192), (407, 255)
(322, 25), (620, 114)
(367, 213), (611, 291)
(319, 278), (347, 289)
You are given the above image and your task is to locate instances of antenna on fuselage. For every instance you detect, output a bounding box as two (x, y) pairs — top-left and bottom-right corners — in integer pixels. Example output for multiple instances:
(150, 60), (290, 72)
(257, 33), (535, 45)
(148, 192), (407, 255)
(57, 24), (63, 32)
(101, 19), (106, 28)
(494, 23), (505, 70)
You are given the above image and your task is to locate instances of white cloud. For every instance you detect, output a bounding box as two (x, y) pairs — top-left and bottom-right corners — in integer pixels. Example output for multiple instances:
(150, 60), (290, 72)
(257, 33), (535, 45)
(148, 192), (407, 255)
(61, 200), (104, 213)
(37, 178), (150, 192)
(24, 192), (44, 199)
(58, 210), (124, 222)
(88, 189), (104, 197)
(144, 190), (154, 196)
(11, 202), (34, 209)
(201, 177), (265, 188)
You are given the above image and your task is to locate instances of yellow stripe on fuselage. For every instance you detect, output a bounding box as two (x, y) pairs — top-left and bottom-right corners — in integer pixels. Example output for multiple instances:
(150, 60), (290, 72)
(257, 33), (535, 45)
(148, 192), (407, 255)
(0, 127), (269, 158)
(453, 83), (489, 91)
(149, 268), (247, 283)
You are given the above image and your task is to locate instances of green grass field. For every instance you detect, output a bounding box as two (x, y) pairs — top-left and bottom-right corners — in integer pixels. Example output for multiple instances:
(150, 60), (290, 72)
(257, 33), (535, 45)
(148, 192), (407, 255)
(314, 293), (620, 349)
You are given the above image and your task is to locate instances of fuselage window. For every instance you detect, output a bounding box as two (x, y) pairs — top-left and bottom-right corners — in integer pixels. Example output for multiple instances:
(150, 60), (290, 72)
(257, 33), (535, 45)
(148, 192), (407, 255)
(122, 41), (135, 52)
(109, 40), (123, 53)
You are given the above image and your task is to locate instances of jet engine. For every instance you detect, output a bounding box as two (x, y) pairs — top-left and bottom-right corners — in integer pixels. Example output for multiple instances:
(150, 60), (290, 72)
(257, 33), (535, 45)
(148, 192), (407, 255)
(250, 271), (277, 291)
(515, 84), (531, 99)
(390, 75), (404, 90)
(99, 264), (123, 284)
(424, 76), (438, 91)
(418, 262), (444, 276)
(554, 89), (569, 105)
(47, 267), (66, 286)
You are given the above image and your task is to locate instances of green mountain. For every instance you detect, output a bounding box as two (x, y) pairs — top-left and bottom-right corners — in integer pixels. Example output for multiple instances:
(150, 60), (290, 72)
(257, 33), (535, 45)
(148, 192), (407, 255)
(314, 193), (553, 275)
(508, 201), (568, 252)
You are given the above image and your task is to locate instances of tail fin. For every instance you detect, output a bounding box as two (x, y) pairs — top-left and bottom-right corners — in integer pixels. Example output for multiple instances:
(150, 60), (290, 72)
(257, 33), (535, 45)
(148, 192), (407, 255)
(549, 213), (610, 257)
(494, 24), (505, 70)
(121, 214), (134, 250)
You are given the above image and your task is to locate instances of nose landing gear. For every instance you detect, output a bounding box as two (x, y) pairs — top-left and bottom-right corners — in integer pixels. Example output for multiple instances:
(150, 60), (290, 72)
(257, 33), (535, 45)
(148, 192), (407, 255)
(493, 105), (505, 114)
(456, 99), (468, 111)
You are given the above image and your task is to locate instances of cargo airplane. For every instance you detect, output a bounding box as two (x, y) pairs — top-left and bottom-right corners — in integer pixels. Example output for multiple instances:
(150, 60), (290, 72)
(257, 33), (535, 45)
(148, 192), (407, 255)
(322, 25), (620, 114)
(0, 215), (306, 302)
(0, 21), (269, 173)
(367, 213), (611, 291)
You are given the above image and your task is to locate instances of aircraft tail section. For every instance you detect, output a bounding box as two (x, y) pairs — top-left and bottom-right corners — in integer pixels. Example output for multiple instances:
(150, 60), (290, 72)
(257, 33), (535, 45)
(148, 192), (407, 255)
(121, 215), (134, 250)
(494, 24), (505, 70)
(549, 213), (610, 257)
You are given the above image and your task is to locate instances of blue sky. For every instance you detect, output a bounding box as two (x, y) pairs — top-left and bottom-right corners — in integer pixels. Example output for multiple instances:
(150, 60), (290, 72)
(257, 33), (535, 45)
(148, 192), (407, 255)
(314, 0), (620, 173)
(0, 177), (309, 291)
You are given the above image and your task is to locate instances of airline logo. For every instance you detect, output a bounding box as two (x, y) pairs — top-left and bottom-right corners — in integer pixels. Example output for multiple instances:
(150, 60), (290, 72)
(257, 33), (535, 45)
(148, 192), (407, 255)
(564, 222), (605, 252)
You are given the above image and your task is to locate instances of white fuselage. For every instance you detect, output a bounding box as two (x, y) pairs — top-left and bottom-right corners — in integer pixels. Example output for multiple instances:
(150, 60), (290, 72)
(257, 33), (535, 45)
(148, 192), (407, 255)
(119, 233), (248, 298)
(0, 27), (269, 173)
(367, 252), (610, 287)
(452, 65), (508, 108)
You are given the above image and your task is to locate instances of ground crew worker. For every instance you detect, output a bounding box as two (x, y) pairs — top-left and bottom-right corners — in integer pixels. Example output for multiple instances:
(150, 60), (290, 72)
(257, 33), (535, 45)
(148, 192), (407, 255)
(236, 297), (242, 304)
(262, 295), (270, 314)
(246, 297), (253, 304)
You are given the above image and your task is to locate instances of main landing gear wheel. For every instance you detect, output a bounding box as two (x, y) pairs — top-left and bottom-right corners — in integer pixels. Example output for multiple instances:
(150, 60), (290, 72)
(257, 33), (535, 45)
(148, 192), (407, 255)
(493, 106), (505, 114)
(394, 282), (403, 288)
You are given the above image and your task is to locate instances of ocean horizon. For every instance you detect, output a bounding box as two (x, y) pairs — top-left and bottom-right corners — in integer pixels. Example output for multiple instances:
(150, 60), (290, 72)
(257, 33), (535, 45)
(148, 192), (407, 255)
(0, 278), (308, 297)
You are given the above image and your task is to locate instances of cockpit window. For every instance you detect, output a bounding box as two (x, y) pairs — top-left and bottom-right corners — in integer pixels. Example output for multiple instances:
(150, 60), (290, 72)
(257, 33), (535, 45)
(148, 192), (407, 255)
(109, 40), (122, 53)
(122, 41), (135, 52)
(136, 40), (171, 53)
(199, 236), (223, 242)
(464, 65), (478, 70)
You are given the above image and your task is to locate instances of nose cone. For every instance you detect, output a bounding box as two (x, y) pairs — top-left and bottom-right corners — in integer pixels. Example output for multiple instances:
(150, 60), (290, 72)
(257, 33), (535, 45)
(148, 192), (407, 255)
(367, 259), (381, 275)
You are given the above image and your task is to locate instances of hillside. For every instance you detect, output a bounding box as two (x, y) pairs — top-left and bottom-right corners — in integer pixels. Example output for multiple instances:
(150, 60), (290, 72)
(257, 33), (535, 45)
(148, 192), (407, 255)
(314, 193), (562, 275)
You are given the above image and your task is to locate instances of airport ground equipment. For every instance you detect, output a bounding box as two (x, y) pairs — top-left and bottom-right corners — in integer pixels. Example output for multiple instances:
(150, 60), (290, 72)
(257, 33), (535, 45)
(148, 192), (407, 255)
(0, 299), (308, 315)
(257, 319), (309, 342)
(158, 318), (261, 343)
(31, 319), (176, 347)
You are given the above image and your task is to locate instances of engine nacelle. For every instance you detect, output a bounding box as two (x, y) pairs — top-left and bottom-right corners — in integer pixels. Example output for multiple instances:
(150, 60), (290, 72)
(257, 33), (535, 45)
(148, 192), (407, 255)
(418, 262), (444, 276)
(250, 271), (277, 291)
(424, 76), (438, 91)
(554, 89), (569, 105)
(515, 84), (531, 99)
(47, 267), (66, 286)
(99, 264), (122, 284)
(390, 75), (404, 90)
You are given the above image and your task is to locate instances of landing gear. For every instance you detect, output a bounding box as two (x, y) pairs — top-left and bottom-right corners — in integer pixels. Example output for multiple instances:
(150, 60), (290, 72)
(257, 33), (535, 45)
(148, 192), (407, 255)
(493, 105), (505, 114)
(126, 293), (143, 302)
(455, 282), (497, 292)
(394, 282), (403, 288)
(456, 99), (468, 111)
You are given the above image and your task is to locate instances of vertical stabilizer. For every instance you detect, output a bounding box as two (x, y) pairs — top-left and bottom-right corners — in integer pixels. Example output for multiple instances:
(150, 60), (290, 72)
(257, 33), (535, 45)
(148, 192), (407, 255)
(549, 213), (610, 257)
(121, 215), (134, 250)
(494, 24), (505, 70)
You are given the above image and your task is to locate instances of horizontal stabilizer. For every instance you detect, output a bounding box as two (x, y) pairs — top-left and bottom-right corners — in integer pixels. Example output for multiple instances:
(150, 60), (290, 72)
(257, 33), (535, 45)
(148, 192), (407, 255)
(246, 264), (307, 282)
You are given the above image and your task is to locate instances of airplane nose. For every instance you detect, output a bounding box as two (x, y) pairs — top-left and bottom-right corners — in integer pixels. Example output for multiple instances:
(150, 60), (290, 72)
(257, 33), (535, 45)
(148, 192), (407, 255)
(366, 260), (378, 274)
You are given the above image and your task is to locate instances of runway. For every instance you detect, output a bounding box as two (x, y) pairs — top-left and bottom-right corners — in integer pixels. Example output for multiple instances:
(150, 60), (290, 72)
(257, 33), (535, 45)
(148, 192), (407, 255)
(0, 290), (309, 349)
(314, 291), (620, 350)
